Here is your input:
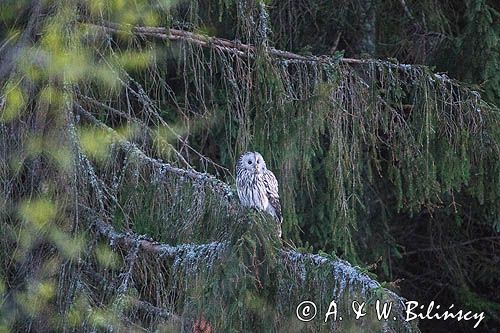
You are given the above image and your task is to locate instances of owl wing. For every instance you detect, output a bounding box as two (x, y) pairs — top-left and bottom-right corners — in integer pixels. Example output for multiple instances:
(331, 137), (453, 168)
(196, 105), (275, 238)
(263, 169), (282, 224)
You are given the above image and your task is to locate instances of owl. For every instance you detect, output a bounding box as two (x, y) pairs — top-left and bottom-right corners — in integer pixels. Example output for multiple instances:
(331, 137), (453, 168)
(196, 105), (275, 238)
(236, 151), (283, 237)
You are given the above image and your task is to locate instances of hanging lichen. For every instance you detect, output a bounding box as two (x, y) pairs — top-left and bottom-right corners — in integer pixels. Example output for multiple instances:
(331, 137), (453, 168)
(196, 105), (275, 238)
(1, 0), (498, 331)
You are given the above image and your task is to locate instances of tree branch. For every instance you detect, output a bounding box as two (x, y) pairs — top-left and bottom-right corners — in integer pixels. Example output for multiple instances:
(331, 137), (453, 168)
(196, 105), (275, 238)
(76, 93), (192, 169)
(132, 299), (182, 322)
(402, 236), (500, 256)
(89, 21), (368, 65)
(88, 205), (228, 258)
(89, 205), (397, 306)
(83, 21), (483, 96)
(74, 102), (235, 201)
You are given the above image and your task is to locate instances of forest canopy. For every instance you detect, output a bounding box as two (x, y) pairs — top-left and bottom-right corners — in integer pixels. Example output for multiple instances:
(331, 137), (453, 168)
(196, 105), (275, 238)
(0, 0), (498, 332)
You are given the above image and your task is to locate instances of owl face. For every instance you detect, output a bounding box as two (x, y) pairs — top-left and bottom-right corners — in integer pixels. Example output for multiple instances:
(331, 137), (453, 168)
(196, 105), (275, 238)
(238, 151), (267, 175)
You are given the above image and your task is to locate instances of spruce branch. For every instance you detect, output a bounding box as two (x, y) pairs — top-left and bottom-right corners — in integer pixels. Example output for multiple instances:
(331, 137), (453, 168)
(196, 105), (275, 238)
(90, 209), (228, 258)
(89, 205), (410, 321)
(89, 21), (368, 64)
(85, 19), (500, 93)
(74, 102), (235, 201)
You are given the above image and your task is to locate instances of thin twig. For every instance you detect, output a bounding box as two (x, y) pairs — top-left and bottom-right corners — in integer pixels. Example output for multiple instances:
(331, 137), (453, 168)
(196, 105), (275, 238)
(132, 299), (182, 322)
(402, 236), (500, 256)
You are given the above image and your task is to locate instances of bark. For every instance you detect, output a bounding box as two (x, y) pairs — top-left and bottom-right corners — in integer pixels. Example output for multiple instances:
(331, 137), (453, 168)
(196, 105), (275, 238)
(355, 0), (376, 56)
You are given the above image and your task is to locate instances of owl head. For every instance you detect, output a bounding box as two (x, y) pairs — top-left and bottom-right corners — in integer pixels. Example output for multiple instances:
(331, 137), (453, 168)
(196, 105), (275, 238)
(237, 151), (267, 174)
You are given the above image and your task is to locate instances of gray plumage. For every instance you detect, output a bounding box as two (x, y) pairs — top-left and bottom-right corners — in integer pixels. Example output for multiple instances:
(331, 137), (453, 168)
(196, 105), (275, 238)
(236, 151), (282, 237)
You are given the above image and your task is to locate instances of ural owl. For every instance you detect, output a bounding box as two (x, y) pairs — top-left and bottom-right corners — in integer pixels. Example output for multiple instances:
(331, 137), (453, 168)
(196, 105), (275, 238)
(236, 151), (282, 237)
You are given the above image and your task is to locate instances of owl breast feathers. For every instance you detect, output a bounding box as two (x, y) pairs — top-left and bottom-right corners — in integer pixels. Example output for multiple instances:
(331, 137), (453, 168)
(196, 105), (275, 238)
(235, 151), (282, 237)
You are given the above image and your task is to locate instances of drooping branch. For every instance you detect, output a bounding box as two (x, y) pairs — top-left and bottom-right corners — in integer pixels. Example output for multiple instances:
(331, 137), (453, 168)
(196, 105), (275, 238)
(92, 211), (228, 258)
(74, 102), (235, 201)
(89, 201), (400, 307)
(89, 21), (367, 64)
(86, 20), (494, 96)
(76, 93), (193, 169)
(83, 198), (418, 332)
(132, 299), (182, 322)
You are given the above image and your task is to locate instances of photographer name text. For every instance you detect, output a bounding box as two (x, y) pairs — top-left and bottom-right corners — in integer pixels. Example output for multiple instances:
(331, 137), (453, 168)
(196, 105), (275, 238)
(296, 300), (485, 328)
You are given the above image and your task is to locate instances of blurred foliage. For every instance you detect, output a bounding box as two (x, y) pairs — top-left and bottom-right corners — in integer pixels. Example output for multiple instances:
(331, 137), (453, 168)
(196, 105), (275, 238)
(0, 0), (498, 332)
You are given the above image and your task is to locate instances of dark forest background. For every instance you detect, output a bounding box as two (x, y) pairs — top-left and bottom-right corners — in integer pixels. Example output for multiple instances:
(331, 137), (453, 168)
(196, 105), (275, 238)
(0, 0), (499, 332)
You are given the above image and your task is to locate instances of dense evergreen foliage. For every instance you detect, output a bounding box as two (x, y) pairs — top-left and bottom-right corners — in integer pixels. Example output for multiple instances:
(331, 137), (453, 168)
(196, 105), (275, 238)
(0, 0), (498, 332)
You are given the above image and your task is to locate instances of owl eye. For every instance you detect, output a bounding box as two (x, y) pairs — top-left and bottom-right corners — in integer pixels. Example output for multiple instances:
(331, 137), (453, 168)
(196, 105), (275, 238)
(247, 160), (252, 165)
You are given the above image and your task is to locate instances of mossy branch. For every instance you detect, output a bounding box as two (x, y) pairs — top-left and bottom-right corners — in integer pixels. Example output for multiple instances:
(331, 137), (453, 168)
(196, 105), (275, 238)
(88, 207), (417, 332)
(90, 21), (370, 65)
(74, 102), (235, 201)
(86, 21), (492, 105)
(92, 211), (228, 258)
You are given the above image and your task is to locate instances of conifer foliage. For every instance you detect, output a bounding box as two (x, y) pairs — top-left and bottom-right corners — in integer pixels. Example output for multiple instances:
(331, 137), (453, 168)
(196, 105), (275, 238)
(0, 0), (498, 332)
